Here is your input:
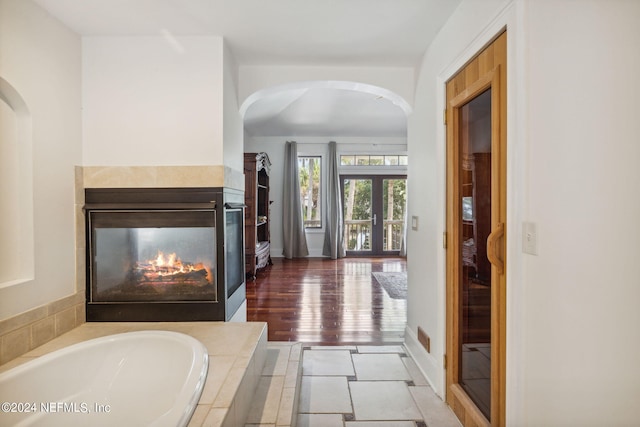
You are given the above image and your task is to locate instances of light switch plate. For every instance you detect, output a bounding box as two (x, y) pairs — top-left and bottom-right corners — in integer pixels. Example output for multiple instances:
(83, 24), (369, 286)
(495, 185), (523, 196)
(411, 216), (418, 231)
(522, 222), (538, 255)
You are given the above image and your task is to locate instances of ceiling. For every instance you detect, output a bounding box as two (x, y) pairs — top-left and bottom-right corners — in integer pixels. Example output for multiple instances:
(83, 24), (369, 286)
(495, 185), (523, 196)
(34, 0), (462, 137)
(242, 82), (412, 137)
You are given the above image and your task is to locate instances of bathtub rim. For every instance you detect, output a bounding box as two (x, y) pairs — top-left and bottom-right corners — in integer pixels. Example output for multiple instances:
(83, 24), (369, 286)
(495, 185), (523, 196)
(0, 330), (209, 427)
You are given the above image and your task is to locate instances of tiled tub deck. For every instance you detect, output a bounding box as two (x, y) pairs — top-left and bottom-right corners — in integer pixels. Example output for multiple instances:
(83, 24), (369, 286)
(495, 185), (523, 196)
(0, 322), (274, 427)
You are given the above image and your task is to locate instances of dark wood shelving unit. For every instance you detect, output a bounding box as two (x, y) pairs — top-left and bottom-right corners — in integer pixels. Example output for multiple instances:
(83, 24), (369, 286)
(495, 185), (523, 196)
(244, 152), (272, 279)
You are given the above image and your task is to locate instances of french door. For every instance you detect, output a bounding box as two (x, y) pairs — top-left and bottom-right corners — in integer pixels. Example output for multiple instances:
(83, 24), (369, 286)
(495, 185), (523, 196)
(445, 31), (507, 427)
(341, 175), (406, 256)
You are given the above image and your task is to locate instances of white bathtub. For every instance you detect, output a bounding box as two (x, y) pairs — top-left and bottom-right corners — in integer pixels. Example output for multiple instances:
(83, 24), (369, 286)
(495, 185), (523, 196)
(0, 330), (208, 427)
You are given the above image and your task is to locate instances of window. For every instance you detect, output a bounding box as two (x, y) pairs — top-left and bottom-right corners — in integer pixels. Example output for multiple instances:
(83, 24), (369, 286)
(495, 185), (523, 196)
(298, 156), (322, 228)
(340, 154), (408, 166)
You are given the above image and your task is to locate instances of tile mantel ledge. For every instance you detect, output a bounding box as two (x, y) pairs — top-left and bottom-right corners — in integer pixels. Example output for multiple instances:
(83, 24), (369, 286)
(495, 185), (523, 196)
(80, 165), (245, 192)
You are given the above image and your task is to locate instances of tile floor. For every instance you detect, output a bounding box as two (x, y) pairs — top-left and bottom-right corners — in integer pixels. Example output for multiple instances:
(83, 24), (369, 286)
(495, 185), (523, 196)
(296, 345), (462, 427)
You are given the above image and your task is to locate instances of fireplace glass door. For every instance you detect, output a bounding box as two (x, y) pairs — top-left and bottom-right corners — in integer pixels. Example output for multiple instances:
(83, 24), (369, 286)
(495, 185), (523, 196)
(225, 208), (244, 297)
(88, 210), (217, 302)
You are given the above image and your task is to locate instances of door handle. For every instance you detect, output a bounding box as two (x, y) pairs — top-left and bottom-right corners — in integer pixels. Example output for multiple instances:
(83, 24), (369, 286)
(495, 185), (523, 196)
(372, 214), (377, 226)
(487, 222), (505, 274)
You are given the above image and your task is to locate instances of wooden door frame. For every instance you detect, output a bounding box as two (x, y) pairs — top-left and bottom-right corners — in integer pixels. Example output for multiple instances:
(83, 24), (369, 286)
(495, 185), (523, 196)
(445, 30), (507, 427)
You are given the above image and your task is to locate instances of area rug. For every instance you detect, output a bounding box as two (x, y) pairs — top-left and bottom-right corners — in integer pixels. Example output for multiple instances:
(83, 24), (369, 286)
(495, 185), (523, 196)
(372, 272), (407, 299)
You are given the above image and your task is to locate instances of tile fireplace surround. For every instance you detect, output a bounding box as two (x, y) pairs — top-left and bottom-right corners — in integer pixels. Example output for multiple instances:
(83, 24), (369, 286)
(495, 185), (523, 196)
(0, 165), (245, 365)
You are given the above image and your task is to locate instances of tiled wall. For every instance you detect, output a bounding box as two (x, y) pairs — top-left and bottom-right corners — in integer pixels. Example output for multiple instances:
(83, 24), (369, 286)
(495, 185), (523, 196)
(0, 293), (85, 365)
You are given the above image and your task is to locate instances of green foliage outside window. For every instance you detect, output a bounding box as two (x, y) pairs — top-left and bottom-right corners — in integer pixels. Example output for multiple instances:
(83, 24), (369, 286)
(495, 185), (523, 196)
(298, 157), (322, 228)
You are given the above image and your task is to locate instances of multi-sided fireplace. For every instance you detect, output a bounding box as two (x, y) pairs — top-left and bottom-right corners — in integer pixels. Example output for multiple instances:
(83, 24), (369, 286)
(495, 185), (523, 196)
(84, 187), (245, 322)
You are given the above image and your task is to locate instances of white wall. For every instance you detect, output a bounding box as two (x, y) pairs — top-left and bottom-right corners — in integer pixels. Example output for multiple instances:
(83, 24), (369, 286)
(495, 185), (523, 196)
(406, 0), (640, 425)
(244, 137), (407, 257)
(223, 42), (244, 173)
(82, 35), (227, 167)
(0, 0), (81, 319)
(520, 1), (640, 425)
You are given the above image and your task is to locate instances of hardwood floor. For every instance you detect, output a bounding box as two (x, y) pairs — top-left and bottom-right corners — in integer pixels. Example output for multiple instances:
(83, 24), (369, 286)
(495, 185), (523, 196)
(246, 257), (407, 345)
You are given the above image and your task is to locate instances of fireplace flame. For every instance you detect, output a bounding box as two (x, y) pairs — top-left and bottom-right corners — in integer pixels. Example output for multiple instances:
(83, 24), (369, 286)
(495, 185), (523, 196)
(135, 251), (212, 283)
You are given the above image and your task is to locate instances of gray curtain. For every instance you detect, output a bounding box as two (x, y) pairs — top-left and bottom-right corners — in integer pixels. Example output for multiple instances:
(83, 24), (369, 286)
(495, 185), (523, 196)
(323, 141), (345, 259)
(282, 141), (309, 258)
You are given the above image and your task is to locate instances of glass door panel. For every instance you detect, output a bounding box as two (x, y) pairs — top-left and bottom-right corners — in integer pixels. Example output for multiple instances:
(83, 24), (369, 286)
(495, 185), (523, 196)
(458, 88), (492, 419)
(382, 178), (407, 252)
(342, 176), (406, 255)
(343, 178), (372, 252)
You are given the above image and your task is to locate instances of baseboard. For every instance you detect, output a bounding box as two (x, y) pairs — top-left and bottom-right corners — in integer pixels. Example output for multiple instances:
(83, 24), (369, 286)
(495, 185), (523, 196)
(404, 325), (444, 398)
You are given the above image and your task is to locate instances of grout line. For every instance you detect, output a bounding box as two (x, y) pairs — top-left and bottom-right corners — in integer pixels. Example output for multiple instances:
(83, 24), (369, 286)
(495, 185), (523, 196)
(259, 342), (463, 427)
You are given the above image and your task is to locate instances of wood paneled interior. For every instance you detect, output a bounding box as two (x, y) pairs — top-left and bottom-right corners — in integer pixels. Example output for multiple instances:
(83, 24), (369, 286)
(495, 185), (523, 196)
(446, 30), (507, 427)
(246, 257), (406, 345)
(462, 282), (491, 344)
(471, 152), (492, 281)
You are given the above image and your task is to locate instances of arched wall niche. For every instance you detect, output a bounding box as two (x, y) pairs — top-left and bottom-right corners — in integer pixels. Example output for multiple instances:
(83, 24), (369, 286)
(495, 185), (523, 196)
(0, 77), (34, 288)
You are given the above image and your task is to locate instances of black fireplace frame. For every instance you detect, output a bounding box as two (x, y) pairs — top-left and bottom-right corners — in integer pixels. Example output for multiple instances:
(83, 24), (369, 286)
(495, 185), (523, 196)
(84, 187), (245, 322)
